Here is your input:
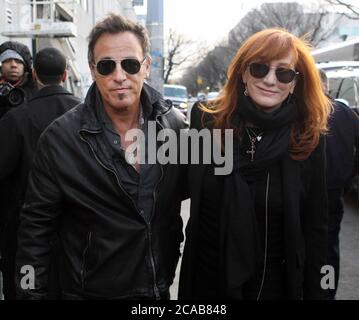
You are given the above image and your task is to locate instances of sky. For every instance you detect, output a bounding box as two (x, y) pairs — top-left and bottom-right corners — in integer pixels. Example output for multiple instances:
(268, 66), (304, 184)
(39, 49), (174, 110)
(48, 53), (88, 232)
(136, 0), (298, 46)
(163, 0), (249, 46)
(136, 0), (358, 47)
(162, 0), (320, 46)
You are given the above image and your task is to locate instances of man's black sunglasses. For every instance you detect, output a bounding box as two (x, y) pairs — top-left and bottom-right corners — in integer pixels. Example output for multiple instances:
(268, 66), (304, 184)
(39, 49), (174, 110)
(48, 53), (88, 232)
(249, 62), (299, 84)
(95, 57), (146, 76)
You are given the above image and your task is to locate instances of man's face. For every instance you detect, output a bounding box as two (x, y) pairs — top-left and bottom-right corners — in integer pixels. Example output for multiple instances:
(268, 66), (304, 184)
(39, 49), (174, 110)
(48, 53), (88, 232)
(1, 58), (25, 84)
(90, 31), (150, 115)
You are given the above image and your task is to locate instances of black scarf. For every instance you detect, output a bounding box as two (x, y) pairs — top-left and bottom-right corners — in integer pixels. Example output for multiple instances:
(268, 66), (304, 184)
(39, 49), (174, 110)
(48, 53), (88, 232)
(219, 94), (298, 299)
(236, 94), (298, 180)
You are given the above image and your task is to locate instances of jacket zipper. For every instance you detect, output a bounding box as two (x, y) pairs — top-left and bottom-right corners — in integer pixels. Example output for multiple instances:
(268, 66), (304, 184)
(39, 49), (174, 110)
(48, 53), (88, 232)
(146, 116), (166, 300)
(257, 172), (270, 300)
(146, 175), (164, 300)
(81, 231), (92, 289)
(146, 221), (161, 299)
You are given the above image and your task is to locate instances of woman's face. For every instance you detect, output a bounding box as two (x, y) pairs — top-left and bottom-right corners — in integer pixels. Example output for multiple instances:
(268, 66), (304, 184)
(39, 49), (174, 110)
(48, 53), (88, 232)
(243, 52), (297, 113)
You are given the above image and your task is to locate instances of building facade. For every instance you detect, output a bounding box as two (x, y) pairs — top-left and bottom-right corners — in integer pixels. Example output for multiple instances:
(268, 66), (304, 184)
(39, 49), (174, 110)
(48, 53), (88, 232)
(0, 0), (138, 98)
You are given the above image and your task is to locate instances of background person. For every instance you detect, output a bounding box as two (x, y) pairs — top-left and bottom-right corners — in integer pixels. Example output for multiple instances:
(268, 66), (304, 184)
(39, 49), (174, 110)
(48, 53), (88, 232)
(0, 41), (37, 118)
(320, 69), (359, 300)
(0, 47), (81, 300)
(0, 42), (38, 284)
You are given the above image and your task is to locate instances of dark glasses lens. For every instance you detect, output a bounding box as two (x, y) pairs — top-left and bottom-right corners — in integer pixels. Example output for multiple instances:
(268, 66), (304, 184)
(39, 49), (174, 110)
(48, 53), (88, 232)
(249, 62), (297, 84)
(96, 58), (143, 76)
(275, 67), (297, 84)
(96, 60), (116, 76)
(121, 58), (142, 74)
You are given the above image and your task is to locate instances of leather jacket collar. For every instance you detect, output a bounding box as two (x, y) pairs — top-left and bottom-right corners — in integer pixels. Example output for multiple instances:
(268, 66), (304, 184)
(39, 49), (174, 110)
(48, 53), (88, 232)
(28, 85), (72, 102)
(81, 82), (171, 132)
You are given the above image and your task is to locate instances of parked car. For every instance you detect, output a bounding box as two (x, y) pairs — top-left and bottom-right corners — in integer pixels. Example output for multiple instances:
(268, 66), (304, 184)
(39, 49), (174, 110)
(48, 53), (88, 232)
(207, 91), (220, 100)
(197, 92), (206, 102)
(317, 61), (359, 115)
(164, 84), (188, 116)
(326, 68), (359, 116)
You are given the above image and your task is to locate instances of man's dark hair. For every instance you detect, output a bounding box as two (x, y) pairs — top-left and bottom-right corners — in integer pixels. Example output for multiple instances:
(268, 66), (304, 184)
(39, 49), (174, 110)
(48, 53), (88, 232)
(34, 47), (67, 85)
(319, 69), (329, 95)
(87, 13), (150, 64)
(319, 69), (328, 84)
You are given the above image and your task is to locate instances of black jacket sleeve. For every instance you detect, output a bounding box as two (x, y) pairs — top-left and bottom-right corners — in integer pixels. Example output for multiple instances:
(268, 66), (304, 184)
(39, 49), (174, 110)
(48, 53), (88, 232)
(0, 110), (22, 180)
(15, 128), (62, 299)
(302, 136), (328, 299)
(352, 111), (359, 176)
(0, 110), (23, 227)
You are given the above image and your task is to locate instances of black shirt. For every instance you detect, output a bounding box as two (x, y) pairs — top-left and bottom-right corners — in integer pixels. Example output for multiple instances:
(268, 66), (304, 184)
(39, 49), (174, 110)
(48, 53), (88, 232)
(97, 98), (162, 222)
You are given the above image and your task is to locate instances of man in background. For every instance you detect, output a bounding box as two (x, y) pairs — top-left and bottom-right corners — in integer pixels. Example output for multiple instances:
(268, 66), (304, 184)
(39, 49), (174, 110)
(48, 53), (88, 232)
(320, 69), (359, 300)
(0, 41), (37, 118)
(0, 47), (81, 299)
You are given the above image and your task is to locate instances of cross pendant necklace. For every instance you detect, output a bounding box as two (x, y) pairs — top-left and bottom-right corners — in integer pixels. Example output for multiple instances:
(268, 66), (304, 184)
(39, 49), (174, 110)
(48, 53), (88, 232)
(246, 137), (257, 162)
(245, 127), (264, 162)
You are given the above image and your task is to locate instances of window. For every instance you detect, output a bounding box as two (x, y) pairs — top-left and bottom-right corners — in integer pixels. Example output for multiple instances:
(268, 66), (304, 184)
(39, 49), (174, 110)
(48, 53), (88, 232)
(164, 86), (188, 99)
(329, 77), (359, 108)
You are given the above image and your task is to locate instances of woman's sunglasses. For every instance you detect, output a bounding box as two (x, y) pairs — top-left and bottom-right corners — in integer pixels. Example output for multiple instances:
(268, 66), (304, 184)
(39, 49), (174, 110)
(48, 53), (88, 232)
(95, 57), (146, 76)
(248, 62), (299, 84)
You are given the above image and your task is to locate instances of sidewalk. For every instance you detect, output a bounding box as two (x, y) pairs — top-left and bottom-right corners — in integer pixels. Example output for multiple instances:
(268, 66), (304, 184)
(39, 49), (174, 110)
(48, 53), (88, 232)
(170, 199), (190, 300)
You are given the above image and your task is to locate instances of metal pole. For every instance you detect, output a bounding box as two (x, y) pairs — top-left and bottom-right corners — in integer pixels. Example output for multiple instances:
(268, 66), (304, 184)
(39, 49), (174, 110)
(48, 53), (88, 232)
(146, 0), (164, 93)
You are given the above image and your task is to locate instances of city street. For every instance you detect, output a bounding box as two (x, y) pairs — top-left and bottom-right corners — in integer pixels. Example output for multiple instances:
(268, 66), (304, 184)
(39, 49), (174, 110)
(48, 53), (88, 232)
(336, 195), (359, 300)
(171, 197), (359, 300)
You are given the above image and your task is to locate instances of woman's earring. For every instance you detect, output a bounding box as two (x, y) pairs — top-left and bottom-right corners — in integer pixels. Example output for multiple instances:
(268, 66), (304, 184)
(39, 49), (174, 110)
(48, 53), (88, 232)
(244, 87), (248, 96)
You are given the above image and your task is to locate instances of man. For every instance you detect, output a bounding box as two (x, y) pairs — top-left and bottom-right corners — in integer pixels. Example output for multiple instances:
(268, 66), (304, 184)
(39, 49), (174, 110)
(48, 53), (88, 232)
(16, 14), (187, 300)
(320, 70), (359, 299)
(0, 42), (38, 290)
(0, 41), (37, 118)
(0, 47), (81, 299)
(0, 43), (38, 270)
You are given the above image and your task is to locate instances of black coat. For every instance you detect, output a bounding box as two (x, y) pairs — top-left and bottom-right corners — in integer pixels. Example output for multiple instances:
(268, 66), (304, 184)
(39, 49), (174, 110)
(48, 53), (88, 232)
(15, 83), (187, 299)
(326, 100), (359, 190)
(179, 105), (328, 300)
(0, 85), (80, 279)
(0, 73), (38, 118)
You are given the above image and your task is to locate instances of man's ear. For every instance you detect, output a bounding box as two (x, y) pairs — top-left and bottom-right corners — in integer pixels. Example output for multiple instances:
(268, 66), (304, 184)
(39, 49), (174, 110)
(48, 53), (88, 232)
(61, 69), (68, 83)
(32, 69), (37, 81)
(89, 63), (96, 81)
(145, 56), (151, 78)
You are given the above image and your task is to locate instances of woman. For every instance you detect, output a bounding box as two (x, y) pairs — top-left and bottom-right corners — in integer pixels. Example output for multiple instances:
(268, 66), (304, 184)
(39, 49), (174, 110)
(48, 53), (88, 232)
(179, 28), (331, 300)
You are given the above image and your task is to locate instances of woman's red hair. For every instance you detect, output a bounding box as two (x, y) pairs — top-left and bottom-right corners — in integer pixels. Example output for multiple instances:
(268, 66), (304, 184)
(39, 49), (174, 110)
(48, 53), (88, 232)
(204, 28), (331, 161)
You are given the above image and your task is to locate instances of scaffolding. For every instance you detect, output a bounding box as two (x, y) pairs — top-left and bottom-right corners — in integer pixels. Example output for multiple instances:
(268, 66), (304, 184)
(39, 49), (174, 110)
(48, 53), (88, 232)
(1, 0), (77, 38)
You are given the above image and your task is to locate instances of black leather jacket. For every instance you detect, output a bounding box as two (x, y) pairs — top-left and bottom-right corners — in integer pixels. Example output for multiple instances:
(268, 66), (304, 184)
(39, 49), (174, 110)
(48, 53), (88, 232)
(16, 83), (188, 299)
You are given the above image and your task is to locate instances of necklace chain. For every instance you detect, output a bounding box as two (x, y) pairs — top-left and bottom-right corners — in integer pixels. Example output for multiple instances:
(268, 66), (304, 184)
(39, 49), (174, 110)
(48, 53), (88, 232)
(246, 127), (264, 141)
(245, 127), (264, 162)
